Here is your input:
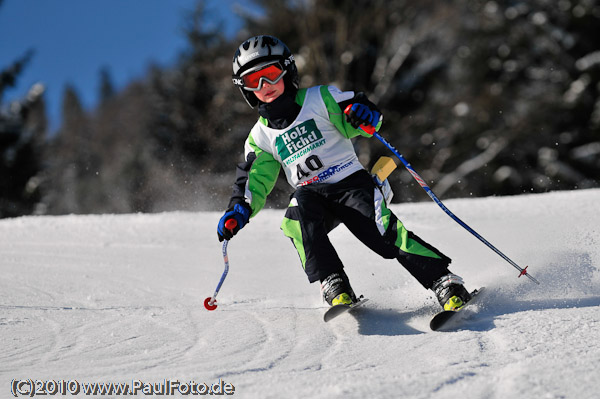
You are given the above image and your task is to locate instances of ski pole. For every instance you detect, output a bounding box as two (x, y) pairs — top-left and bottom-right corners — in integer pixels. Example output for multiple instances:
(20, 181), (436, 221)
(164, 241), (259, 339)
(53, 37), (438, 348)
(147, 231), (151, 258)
(344, 106), (539, 284)
(204, 219), (237, 311)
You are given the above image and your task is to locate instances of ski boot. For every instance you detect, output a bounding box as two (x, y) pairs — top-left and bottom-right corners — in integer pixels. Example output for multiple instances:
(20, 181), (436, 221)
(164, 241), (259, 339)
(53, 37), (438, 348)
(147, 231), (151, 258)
(320, 270), (357, 306)
(432, 273), (472, 311)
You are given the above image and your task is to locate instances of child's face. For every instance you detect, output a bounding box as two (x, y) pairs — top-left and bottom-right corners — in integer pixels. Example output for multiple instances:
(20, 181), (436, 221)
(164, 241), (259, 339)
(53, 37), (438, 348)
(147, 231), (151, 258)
(254, 79), (285, 103)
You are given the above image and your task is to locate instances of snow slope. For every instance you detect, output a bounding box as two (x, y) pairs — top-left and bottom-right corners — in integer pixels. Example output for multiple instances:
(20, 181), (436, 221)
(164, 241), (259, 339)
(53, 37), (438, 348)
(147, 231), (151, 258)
(1, 189), (599, 398)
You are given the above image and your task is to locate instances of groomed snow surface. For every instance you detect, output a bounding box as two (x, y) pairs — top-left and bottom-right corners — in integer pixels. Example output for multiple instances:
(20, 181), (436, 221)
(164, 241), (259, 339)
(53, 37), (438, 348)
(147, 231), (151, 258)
(2, 189), (599, 398)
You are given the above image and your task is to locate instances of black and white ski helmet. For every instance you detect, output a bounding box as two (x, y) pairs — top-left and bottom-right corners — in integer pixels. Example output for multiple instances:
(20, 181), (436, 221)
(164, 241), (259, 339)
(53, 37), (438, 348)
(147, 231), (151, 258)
(232, 35), (299, 108)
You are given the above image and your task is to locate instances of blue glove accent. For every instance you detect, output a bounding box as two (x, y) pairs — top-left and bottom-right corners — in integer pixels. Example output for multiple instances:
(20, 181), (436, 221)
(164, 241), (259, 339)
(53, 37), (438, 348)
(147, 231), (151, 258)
(217, 203), (251, 241)
(371, 110), (381, 127)
(347, 103), (381, 131)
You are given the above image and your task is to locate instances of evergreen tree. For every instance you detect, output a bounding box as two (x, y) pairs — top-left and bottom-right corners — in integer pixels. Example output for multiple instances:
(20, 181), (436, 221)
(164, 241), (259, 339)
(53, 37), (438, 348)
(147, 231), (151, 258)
(98, 66), (115, 104)
(44, 85), (90, 214)
(0, 48), (46, 217)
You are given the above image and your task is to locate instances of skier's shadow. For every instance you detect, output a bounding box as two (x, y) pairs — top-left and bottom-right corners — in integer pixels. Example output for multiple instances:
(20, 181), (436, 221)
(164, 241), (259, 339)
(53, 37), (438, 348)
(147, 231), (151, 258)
(348, 296), (600, 335)
(350, 307), (426, 336)
(455, 295), (600, 332)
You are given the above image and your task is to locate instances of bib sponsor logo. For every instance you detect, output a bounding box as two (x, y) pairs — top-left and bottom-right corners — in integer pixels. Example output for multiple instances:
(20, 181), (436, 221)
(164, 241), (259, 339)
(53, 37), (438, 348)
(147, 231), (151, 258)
(299, 160), (355, 186)
(276, 120), (325, 164)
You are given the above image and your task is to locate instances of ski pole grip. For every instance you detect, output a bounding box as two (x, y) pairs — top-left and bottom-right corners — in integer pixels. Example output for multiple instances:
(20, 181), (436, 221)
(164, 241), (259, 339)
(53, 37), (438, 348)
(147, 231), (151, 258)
(344, 104), (376, 135)
(224, 219), (238, 231)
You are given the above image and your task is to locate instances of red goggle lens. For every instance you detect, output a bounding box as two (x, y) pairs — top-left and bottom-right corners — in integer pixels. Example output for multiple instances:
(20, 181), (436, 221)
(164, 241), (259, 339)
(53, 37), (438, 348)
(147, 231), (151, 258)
(242, 64), (285, 90)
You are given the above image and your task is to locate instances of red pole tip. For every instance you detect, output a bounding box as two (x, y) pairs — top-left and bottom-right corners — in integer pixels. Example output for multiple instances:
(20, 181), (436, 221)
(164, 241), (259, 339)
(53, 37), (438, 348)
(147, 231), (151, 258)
(204, 297), (218, 311)
(224, 219), (237, 230)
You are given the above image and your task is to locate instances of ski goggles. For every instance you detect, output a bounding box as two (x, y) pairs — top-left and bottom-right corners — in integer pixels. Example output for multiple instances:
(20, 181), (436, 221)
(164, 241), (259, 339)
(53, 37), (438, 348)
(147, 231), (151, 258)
(237, 62), (287, 92)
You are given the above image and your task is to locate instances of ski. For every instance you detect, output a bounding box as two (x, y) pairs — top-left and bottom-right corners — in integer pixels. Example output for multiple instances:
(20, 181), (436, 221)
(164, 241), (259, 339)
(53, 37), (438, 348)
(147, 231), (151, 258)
(323, 296), (369, 322)
(430, 288), (485, 331)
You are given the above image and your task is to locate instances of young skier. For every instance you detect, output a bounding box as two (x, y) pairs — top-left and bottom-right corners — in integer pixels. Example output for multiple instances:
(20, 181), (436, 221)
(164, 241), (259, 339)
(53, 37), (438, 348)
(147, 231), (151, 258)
(217, 35), (471, 310)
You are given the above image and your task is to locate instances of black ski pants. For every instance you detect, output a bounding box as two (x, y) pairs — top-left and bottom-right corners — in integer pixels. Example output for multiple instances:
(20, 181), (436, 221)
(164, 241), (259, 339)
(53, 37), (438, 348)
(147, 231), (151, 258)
(280, 170), (452, 288)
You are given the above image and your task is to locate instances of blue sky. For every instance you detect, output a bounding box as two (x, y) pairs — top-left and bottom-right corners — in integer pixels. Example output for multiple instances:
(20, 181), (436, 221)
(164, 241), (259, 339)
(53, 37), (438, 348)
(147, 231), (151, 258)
(0, 0), (244, 132)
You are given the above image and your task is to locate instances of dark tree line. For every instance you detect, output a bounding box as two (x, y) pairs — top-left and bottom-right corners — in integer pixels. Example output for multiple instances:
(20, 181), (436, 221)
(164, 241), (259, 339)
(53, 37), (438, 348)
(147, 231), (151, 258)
(1, 0), (599, 218)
